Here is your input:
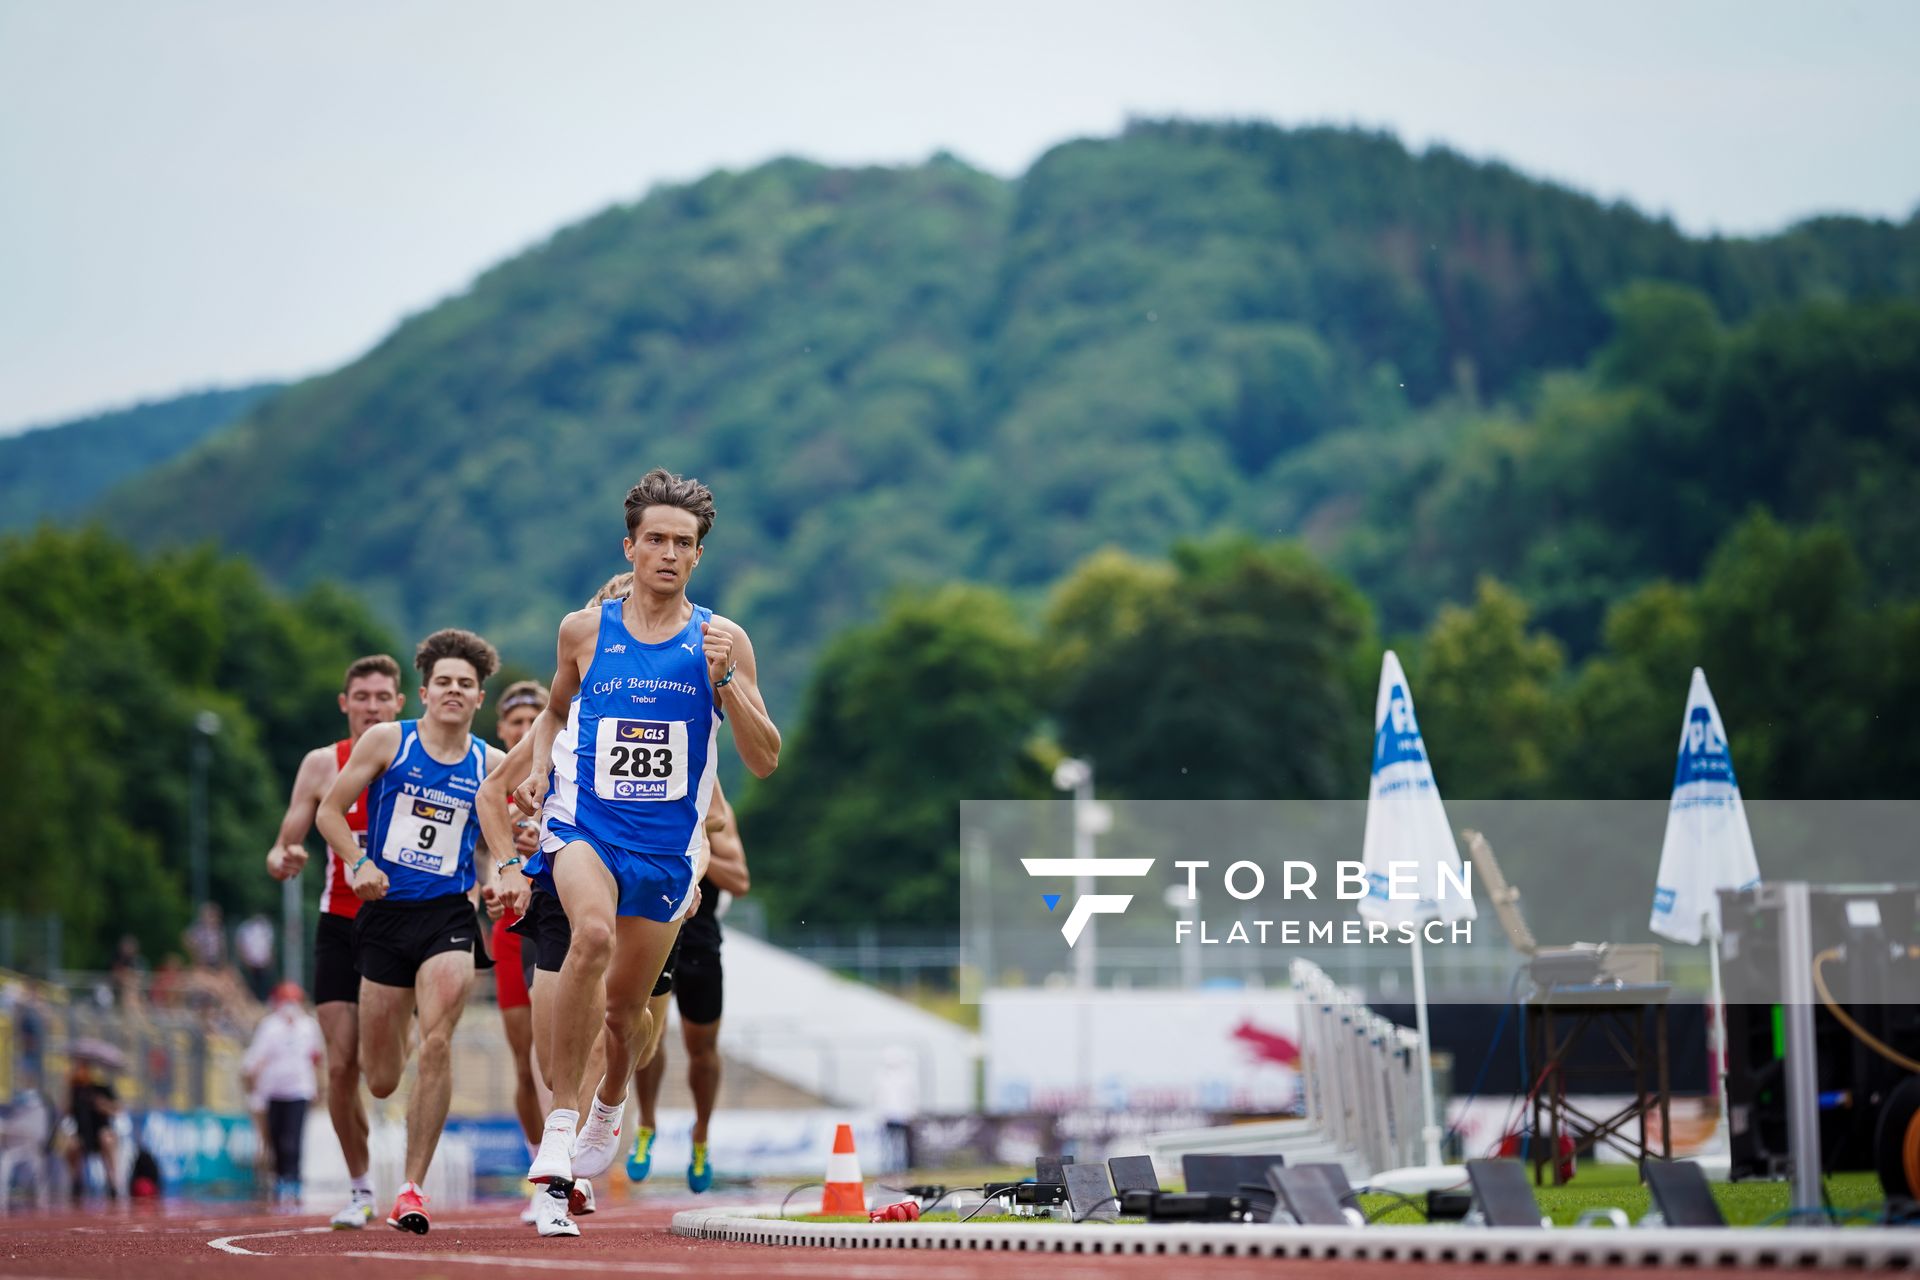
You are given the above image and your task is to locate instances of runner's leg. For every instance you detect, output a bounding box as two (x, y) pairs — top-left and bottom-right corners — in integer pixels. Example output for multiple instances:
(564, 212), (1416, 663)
(502, 1004), (541, 1146)
(404, 947), (475, 1186)
(358, 979), (416, 1099)
(545, 843), (620, 1120)
(635, 996), (670, 1131)
(596, 918), (681, 1109)
(683, 1016), (722, 1146)
(316, 1001), (369, 1177)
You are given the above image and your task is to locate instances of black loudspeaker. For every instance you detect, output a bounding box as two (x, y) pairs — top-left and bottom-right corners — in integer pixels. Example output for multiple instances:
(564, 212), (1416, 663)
(1721, 884), (1920, 1180)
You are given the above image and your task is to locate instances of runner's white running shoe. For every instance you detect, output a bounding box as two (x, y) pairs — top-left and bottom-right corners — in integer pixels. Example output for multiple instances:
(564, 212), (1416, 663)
(528, 1114), (576, 1184)
(571, 1094), (625, 1180)
(534, 1181), (580, 1238)
(330, 1189), (375, 1229)
(570, 1177), (596, 1216)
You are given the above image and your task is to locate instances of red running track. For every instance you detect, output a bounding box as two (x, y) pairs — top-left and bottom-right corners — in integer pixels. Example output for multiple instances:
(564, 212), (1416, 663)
(0, 1196), (1804, 1279)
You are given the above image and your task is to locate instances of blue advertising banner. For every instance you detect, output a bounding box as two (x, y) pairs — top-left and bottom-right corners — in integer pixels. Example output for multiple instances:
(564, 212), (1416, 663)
(136, 1110), (258, 1194)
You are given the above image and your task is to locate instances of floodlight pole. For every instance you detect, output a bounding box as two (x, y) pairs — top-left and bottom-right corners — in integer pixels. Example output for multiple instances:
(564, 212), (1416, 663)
(1410, 925), (1443, 1169)
(1777, 882), (1822, 1214)
(1705, 911), (1729, 1146)
(1066, 762), (1097, 990)
(189, 711), (221, 908)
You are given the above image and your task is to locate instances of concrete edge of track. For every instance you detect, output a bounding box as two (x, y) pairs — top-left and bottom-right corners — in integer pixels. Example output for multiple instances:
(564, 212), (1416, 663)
(671, 1204), (1919, 1270)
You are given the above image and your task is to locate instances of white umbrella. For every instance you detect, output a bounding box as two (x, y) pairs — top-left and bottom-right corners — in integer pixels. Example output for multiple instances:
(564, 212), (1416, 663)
(1649, 667), (1760, 1146)
(1359, 650), (1476, 1170)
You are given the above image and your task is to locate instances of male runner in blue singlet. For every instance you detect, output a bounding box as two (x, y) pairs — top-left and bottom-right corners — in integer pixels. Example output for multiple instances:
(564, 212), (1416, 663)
(502, 469), (779, 1234)
(317, 628), (506, 1235)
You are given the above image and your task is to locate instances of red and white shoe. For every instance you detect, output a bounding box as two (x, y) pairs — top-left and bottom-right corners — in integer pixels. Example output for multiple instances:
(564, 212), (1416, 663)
(387, 1184), (430, 1235)
(570, 1177), (596, 1216)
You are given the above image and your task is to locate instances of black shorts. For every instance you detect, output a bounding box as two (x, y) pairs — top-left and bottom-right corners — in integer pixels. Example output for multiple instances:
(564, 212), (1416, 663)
(313, 912), (360, 1005)
(673, 935), (722, 1024)
(652, 931), (684, 999)
(353, 894), (478, 988)
(510, 889), (572, 975)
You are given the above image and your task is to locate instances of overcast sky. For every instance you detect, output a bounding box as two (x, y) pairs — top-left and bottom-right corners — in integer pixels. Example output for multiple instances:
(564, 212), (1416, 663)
(2, 0), (1917, 434)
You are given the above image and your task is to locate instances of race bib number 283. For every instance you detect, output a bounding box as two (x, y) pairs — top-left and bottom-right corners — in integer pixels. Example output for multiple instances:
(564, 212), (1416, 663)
(594, 718), (688, 802)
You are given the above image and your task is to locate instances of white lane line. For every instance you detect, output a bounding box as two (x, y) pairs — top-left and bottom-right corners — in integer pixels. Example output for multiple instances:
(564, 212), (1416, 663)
(209, 1226), (338, 1255)
(207, 1220), (539, 1255)
(343, 1252), (1129, 1280)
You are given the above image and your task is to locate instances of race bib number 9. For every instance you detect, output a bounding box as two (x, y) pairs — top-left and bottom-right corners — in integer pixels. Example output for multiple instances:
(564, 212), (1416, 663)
(594, 718), (688, 802)
(380, 794), (469, 877)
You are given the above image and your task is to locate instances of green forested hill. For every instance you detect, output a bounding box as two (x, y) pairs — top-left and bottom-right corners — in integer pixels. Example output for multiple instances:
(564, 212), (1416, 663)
(0, 383), (280, 532)
(100, 123), (1920, 711)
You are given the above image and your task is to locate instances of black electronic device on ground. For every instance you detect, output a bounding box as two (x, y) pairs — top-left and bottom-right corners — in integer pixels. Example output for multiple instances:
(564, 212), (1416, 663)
(1108, 1155), (1159, 1195)
(1138, 1191), (1249, 1223)
(1465, 1159), (1548, 1228)
(1642, 1160), (1724, 1228)
(1181, 1152), (1286, 1196)
(1065, 1162), (1117, 1221)
(1267, 1165), (1352, 1227)
(1293, 1161), (1354, 1202)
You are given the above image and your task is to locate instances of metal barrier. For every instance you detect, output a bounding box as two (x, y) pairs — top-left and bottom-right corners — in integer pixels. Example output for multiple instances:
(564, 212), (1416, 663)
(1293, 957), (1424, 1175)
(1145, 960), (1424, 1182)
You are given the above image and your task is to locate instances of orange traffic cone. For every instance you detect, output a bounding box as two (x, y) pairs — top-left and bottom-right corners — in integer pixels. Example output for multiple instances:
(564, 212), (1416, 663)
(820, 1123), (866, 1214)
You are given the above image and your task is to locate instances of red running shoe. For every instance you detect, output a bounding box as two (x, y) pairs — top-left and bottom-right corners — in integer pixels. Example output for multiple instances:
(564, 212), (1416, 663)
(388, 1184), (430, 1234)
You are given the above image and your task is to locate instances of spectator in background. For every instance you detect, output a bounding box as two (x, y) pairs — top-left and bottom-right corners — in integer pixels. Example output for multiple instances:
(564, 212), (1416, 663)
(107, 935), (148, 1009)
(62, 1059), (119, 1201)
(184, 903), (226, 971)
(148, 955), (186, 1011)
(235, 915), (275, 1001)
(241, 983), (324, 1206)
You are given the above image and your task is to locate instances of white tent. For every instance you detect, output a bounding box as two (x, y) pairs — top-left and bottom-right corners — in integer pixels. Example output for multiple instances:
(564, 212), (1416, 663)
(1649, 667), (1760, 1144)
(1359, 650), (1476, 1171)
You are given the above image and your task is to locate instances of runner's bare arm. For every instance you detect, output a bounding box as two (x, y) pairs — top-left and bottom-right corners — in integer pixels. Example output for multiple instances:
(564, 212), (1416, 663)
(704, 615), (779, 778)
(266, 746), (336, 880)
(481, 723), (543, 917)
(513, 608), (595, 815)
(703, 779), (750, 895)
(471, 744), (511, 893)
(318, 723), (400, 901)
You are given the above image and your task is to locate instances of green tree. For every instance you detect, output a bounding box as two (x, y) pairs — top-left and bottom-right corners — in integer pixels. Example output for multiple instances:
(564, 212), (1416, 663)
(1413, 578), (1566, 798)
(0, 526), (394, 965)
(1555, 512), (1886, 801)
(1051, 535), (1372, 799)
(742, 585), (1045, 928)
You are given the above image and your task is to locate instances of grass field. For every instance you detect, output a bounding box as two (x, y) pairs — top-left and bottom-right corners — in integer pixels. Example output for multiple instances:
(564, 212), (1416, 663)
(1359, 1165), (1889, 1227)
(775, 1164), (1896, 1228)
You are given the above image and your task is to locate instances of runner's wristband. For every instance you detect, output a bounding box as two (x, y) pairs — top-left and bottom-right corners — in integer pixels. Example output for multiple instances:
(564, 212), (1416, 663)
(714, 664), (737, 690)
(496, 855), (523, 875)
(350, 855), (371, 873)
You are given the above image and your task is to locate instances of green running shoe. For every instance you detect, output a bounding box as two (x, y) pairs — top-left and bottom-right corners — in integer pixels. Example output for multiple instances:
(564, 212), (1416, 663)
(625, 1126), (654, 1182)
(687, 1142), (712, 1193)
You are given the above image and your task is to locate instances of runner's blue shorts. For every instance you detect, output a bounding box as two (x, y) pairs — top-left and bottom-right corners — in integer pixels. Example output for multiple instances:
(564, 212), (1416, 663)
(528, 821), (696, 922)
